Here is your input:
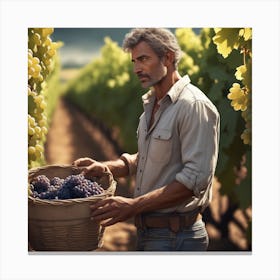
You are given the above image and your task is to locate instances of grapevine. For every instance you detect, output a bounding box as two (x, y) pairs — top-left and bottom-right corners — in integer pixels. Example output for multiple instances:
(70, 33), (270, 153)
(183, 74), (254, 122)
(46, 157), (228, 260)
(212, 28), (252, 247)
(28, 28), (60, 167)
(213, 28), (252, 145)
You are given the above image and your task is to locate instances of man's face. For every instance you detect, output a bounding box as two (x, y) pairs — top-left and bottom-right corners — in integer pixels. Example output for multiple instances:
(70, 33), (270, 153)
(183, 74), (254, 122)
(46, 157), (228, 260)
(131, 41), (167, 88)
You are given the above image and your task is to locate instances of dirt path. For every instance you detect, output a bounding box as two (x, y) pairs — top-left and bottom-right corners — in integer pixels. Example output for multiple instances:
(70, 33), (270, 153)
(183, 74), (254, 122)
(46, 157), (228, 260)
(45, 97), (137, 251)
(45, 97), (251, 251)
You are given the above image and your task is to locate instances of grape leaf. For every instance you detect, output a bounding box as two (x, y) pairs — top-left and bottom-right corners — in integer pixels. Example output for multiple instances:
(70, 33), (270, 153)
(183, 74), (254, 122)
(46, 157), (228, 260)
(235, 65), (247, 81)
(213, 28), (241, 58)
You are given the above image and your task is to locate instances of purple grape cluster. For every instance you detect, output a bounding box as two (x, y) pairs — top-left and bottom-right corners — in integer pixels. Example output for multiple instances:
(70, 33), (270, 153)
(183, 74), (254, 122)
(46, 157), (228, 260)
(50, 177), (64, 187)
(30, 174), (104, 200)
(31, 175), (50, 194)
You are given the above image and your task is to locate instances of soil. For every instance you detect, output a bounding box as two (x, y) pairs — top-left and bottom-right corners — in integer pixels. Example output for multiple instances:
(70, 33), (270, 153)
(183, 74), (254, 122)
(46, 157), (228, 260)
(44, 97), (251, 251)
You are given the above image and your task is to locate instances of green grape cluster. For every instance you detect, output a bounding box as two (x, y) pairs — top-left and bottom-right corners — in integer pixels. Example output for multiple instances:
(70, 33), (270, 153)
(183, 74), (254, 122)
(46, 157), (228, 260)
(28, 28), (59, 91)
(28, 27), (58, 166)
(28, 87), (48, 162)
(28, 51), (43, 81)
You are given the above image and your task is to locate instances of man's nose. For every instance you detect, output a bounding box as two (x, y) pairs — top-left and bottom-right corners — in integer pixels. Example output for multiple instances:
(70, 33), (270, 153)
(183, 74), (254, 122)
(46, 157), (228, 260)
(133, 62), (142, 75)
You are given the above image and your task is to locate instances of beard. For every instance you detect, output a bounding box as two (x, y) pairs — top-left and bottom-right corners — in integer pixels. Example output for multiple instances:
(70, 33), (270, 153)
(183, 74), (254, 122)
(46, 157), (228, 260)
(138, 64), (167, 89)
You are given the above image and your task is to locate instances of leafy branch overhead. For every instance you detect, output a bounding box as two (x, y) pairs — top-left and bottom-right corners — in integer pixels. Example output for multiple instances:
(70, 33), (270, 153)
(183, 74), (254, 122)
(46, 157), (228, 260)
(213, 28), (252, 145)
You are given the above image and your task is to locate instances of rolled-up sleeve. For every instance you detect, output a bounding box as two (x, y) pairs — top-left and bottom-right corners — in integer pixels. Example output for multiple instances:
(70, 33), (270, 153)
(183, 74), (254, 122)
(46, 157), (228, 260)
(120, 152), (138, 176)
(175, 99), (220, 198)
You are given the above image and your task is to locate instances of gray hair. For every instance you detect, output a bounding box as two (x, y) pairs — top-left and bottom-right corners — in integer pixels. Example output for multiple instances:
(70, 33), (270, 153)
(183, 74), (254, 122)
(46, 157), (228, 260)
(122, 28), (182, 68)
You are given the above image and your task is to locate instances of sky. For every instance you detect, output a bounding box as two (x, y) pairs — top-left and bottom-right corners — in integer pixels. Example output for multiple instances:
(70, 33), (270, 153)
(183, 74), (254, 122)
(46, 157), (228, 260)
(51, 28), (132, 68)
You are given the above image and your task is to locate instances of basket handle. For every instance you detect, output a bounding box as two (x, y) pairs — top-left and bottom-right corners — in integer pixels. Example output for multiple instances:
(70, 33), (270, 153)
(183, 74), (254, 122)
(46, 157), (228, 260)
(100, 171), (117, 196)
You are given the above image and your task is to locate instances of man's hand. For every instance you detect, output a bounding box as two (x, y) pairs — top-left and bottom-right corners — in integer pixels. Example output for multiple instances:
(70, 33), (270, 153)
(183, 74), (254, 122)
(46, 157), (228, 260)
(73, 157), (109, 178)
(90, 196), (136, 227)
(73, 157), (94, 167)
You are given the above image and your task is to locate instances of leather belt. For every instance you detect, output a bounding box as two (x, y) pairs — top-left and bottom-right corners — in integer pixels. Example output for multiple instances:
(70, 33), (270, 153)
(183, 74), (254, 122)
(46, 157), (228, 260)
(134, 212), (202, 233)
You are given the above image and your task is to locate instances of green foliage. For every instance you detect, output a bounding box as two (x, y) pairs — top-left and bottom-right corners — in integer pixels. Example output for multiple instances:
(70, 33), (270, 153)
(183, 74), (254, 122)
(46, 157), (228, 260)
(65, 37), (145, 153)
(213, 28), (252, 58)
(43, 54), (63, 121)
(211, 28), (252, 219)
(213, 28), (252, 145)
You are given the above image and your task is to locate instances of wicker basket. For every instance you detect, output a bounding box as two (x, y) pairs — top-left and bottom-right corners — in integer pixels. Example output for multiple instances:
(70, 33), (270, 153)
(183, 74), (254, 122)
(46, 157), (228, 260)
(28, 164), (116, 251)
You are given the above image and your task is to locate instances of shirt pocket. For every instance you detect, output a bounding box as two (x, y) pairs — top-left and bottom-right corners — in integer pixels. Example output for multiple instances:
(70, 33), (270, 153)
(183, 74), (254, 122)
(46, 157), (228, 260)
(149, 128), (172, 163)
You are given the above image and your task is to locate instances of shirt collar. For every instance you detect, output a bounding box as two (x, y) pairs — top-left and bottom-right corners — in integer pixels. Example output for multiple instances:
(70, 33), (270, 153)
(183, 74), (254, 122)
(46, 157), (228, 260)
(142, 75), (191, 105)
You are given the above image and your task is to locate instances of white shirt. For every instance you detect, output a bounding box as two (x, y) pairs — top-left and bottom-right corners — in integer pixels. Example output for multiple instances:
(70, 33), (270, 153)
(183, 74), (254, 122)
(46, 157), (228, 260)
(121, 75), (220, 213)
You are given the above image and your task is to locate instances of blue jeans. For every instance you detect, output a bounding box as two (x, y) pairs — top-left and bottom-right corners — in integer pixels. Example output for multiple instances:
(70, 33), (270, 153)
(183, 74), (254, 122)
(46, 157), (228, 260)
(136, 219), (209, 251)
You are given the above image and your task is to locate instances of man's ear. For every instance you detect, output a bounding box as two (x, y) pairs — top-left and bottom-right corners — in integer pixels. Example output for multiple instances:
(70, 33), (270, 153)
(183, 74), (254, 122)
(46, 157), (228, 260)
(163, 51), (175, 67)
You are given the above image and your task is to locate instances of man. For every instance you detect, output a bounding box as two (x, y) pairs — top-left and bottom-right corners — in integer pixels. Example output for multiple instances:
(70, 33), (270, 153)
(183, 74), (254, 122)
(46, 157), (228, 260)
(74, 28), (220, 251)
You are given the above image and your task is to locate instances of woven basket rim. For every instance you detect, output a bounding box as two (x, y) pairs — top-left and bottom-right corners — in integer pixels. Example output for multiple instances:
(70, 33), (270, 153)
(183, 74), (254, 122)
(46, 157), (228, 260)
(28, 164), (96, 179)
(28, 164), (116, 205)
(28, 193), (108, 205)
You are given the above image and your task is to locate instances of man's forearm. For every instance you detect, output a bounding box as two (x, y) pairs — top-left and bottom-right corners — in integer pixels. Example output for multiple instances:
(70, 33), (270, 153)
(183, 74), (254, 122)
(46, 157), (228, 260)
(103, 153), (138, 178)
(102, 158), (129, 178)
(132, 180), (194, 215)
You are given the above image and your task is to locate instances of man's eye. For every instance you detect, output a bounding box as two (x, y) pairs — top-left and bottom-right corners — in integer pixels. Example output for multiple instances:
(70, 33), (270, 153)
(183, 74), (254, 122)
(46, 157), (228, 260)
(140, 56), (148, 62)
